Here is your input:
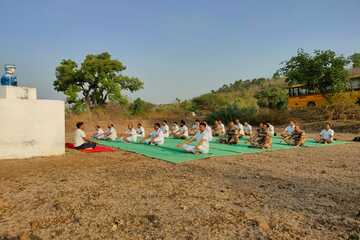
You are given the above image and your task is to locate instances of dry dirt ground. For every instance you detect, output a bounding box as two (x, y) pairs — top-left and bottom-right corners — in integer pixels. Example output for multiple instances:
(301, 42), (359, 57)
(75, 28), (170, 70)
(0, 133), (359, 240)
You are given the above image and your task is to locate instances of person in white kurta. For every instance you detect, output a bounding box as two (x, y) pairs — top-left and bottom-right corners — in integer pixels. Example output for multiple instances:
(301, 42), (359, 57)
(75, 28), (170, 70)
(174, 120), (189, 139)
(104, 124), (118, 141)
(317, 123), (335, 143)
(177, 122), (210, 154)
(268, 123), (275, 136)
(144, 123), (165, 145)
(234, 119), (245, 137)
(244, 122), (253, 136)
(136, 123), (146, 142)
(123, 124), (138, 143)
(161, 120), (170, 138)
(190, 119), (200, 135)
(93, 125), (105, 139)
(171, 122), (180, 136)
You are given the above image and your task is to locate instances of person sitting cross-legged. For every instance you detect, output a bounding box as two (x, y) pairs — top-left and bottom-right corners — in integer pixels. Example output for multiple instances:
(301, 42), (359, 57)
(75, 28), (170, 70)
(284, 124), (306, 147)
(136, 123), (146, 142)
(176, 122), (210, 154)
(234, 119), (245, 139)
(249, 122), (272, 149)
(122, 123), (138, 143)
(74, 122), (96, 149)
(92, 125), (105, 139)
(244, 122), (253, 136)
(144, 123), (165, 145)
(161, 120), (170, 138)
(171, 121), (180, 136)
(213, 120), (226, 137)
(190, 119), (200, 136)
(219, 121), (239, 144)
(281, 121), (296, 141)
(103, 123), (118, 141)
(316, 123), (335, 144)
(174, 120), (189, 139)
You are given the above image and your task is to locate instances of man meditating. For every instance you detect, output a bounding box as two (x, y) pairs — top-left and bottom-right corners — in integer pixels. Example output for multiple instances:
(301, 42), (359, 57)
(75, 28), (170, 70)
(190, 119), (200, 135)
(144, 123), (165, 145)
(161, 120), (170, 138)
(171, 122), (180, 136)
(284, 124), (306, 147)
(174, 120), (189, 139)
(317, 123), (335, 144)
(234, 119), (245, 138)
(219, 121), (239, 144)
(93, 125), (105, 139)
(74, 122), (96, 149)
(122, 123), (138, 143)
(136, 123), (145, 142)
(213, 120), (226, 137)
(104, 123), (118, 141)
(249, 122), (272, 149)
(244, 122), (253, 136)
(281, 120), (296, 140)
(177, 122), (210, 154)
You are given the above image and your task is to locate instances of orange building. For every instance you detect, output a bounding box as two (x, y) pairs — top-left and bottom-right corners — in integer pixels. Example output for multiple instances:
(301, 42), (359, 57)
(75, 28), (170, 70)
(287, 68), (360, 109)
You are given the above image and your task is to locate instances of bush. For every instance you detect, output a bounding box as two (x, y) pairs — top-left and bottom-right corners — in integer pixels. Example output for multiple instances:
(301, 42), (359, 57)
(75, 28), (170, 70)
(206, 105), (257, 125)
(129, 98), (154, 115)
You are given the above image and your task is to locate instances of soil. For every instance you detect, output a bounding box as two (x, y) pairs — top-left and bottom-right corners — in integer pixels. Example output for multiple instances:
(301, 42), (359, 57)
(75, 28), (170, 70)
(0, 131), (359, 240)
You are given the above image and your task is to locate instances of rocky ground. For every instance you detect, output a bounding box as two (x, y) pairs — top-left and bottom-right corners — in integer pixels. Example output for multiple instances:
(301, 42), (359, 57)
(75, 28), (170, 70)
(0, 133), (359, 240)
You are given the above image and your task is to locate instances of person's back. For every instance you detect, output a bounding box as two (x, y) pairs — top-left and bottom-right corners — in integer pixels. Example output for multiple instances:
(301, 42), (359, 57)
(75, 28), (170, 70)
(108, 126), (118, 140)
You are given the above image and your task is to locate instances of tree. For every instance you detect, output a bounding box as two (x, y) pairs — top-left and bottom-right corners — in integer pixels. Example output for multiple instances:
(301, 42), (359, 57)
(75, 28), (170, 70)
(54, 52), (143, 108)
(350, 53), (360, 68)
(129, 98), (154, 115)
(255, 86), (288, 110)
(280, 49), (349, 100)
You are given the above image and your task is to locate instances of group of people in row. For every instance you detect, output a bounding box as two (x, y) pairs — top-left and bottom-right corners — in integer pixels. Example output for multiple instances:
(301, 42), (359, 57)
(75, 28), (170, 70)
(74, 119), (336, 154)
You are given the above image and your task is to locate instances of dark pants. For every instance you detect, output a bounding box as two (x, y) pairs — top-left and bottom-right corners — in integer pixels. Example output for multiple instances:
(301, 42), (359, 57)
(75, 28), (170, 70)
(75, 142), (96, 149)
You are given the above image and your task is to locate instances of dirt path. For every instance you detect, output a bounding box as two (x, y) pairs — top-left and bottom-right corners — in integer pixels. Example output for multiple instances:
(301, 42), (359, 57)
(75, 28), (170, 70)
(0, 138), (359, 239)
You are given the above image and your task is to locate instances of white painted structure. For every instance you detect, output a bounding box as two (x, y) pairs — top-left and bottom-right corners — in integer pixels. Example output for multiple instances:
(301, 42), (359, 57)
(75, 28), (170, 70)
(0, 86), (65, 159)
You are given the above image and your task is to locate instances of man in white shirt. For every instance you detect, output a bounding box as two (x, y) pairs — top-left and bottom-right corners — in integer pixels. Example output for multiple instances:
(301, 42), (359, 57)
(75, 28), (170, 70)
(144, 123), (165, 145)
(104, 123), (118, 141)
(74, 122), (96, 149)
(161, 120), (170, 138)
(205, 122), (213, 142)
(136, 123), (145, 141)
(190, 119), (200, 136)
(171, 122), (179, 136)
(93, 125), (105, 139)
(317, 123), (335, 144)
(174, 120), (189, 139)
(123, 123), (138, 143)
(268, 123), (275, 136)
(244, 122), (253, 136)
(234, 119), (245, 137)
(177, 122), (210, 154)
(281, 121), (295, 139)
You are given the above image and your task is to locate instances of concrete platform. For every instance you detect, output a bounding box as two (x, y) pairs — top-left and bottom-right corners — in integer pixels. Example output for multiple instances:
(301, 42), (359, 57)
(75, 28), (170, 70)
(0, 86), (65, 160)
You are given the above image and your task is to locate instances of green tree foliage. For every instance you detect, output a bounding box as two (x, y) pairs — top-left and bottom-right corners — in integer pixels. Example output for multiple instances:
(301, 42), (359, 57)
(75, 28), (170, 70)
(280, 49), (349, 98)
(129, 98), (154, 115)
(206, 105), (257, 125)
(255, 86), (288, 110)
(54, 52), (143, 108)
(350, 53), (360, 68)
(191, 93), (229, 111)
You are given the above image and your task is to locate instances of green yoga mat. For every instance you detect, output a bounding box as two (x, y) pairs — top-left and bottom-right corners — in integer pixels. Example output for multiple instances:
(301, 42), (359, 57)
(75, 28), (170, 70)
(95, 137), (348, 164)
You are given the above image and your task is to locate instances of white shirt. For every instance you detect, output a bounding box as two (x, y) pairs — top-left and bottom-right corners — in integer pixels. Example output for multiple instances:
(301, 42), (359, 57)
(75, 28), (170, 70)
(74, 129), (86, 147)
(236, 123), (244, 134)
(136, 127), (145, 138)
(107, 127), (117, 140)
(320, 129), (334, 140)
(172, 124), (179, 133)
(161, 124), (170, 137)
(205, 125), (213, 141)
(195, 130), (210, 151)
(219, 123), (226, 134)
(268, 124), (275, 136)
(244, 124), (252, 134)
(93, 128), (104, 138)
(285, 125), (294, 135)
(179, 125), (189, 137)
(150, 128), (165, 144)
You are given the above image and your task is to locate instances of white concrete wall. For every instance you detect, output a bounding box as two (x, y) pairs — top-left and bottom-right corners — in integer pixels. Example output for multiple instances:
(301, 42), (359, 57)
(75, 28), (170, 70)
(0, 86), (37, 100)
(0, 99), (65, 159)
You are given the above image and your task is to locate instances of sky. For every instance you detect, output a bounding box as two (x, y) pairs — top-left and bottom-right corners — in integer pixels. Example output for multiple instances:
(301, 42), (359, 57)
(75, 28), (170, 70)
(0, 0), (359, 104)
